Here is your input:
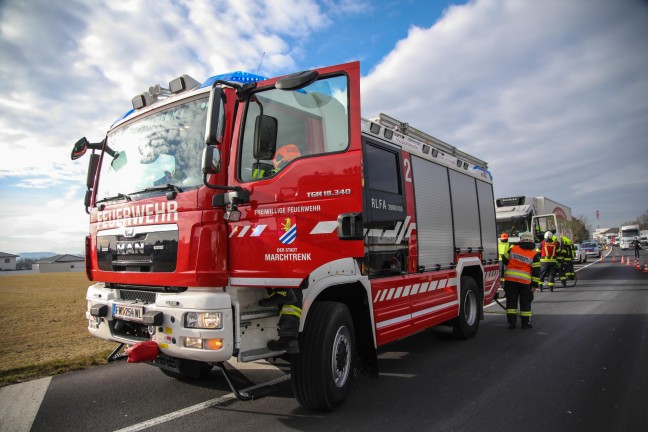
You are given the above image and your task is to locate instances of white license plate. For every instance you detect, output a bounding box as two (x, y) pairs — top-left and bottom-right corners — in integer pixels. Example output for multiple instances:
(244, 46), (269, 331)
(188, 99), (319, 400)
(113, 304), (143, 322)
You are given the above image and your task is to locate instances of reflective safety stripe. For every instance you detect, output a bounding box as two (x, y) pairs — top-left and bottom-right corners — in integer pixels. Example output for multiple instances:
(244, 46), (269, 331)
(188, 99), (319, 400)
(509, 252), (533, 265)
(280, 304), (302, 318)
(506, 309), (518, 315)
(520, 311), (532, 317)
(504, 269), (531, 283)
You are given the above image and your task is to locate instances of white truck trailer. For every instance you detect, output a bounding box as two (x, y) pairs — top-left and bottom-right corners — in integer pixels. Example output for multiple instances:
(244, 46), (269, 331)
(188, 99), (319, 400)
(619, 225), (640, 250)
(495, 196), (573, 243)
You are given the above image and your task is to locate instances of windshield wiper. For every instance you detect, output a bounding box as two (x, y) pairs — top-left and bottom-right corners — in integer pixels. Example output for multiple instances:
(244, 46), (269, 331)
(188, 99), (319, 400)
(136, 184), (184, 194)
(95, 193), (132, 204)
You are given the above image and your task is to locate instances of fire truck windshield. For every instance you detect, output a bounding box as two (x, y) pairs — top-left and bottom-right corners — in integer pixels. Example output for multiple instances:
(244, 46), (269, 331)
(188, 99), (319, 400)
(238, 74), (349, 182)
(96, 96), (209, 202)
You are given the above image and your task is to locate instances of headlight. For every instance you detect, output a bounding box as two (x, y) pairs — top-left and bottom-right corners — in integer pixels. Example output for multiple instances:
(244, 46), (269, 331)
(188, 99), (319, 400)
(184, 312), (222, 329)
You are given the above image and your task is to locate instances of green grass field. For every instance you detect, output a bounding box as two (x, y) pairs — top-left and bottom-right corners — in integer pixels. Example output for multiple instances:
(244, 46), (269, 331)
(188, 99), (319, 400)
(0, 272), (115, 386)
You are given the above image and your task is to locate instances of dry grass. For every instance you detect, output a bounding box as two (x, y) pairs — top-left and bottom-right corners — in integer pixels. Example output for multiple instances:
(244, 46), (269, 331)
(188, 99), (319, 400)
(0, 272), (115, 386)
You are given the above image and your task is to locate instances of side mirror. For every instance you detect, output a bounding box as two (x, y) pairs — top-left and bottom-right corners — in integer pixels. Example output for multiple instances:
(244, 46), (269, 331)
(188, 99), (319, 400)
(253, 114), (277, 160)
(204, 87), (223, 146)
(71, 137), (89, 160)
(202, 145), (221, 175)
(84, 189), (93, 208)
(275, 70), (319, 91)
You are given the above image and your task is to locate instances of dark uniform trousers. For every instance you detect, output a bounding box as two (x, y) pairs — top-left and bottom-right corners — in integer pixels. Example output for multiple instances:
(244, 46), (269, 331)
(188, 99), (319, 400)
(504, 280), (533, 326)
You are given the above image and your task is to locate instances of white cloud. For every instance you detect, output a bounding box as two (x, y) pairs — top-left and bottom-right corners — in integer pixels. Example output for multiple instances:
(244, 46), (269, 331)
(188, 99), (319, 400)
(361, 0), (648, 228)
(0, 0), (338, 254)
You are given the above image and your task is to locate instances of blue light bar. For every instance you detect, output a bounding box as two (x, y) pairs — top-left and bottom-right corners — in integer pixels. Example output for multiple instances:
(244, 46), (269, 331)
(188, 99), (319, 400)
(200, 71), (268, 88)
(112, 108), (135, 127)
(473, 166), (493, 181)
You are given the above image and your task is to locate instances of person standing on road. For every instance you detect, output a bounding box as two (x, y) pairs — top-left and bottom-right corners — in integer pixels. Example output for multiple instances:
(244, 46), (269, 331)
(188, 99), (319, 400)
(502, 231), (540, 329)
(498, 233), (512, 286)
(633, 237), (641, 259)
(557, 236), (575, 286)
(539, 231), (558, 292)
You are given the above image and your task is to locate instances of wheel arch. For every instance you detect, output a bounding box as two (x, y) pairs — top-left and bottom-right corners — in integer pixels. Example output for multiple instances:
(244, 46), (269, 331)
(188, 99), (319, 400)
(302, 265), (378, 377)
(456, 258), (485, 320)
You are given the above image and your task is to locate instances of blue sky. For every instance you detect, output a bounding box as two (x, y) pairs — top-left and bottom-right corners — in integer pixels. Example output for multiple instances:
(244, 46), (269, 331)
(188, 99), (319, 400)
(1, 0), (647, 255)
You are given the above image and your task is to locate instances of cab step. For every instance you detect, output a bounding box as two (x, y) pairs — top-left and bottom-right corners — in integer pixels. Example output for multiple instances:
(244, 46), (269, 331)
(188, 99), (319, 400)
(239, 347), (286, 362)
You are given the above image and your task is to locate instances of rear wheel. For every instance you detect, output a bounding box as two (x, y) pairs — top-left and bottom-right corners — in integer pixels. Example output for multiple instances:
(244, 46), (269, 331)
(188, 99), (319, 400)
(565, 271), (577, 288)
(451, 276), (481, 339)
(292, 301), (355, 411)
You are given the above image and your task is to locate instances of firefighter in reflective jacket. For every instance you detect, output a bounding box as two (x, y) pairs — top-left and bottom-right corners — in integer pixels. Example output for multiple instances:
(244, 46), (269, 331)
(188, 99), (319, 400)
(502, 231), (540, 329)
(498, 233), (512, 285)
(539, 231), (558, 292)
(557, 236), (575, 286)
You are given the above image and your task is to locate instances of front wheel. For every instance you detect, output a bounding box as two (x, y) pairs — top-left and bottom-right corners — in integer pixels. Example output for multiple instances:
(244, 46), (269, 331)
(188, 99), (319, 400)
(451, 276), (481, 339)
(292, 301), (355, 411)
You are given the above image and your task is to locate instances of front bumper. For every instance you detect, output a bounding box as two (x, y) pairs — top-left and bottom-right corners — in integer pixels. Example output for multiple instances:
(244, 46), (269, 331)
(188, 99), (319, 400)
(86, 283), (234, 363)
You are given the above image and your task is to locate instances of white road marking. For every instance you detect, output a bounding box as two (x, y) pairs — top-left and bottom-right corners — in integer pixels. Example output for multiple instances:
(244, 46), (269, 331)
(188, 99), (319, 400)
(0, 376), (51, 432)
(113, 374), (291, 432)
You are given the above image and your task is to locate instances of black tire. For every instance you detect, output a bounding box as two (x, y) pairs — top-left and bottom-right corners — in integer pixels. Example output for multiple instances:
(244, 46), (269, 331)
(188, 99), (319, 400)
(159, 358), (212, 380)
(451, 276), (481, 339)
(292, 301), (355, 411)
(566, 271), (577, 288)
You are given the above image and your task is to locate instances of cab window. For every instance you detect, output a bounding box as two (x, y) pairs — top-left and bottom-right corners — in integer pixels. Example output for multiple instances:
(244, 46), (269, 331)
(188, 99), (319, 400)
(238, 75), (349, 182)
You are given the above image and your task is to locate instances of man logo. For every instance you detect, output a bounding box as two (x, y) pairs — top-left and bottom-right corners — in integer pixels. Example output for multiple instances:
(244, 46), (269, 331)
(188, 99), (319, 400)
(116, 241), (145, 255)
(124, 228), (136, 238)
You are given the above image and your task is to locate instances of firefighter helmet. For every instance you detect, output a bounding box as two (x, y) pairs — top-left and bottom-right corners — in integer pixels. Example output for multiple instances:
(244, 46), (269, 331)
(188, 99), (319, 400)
(500, 233), (509, 241)
(519, 232), (534, 244)
(273, 144), (301, 169)
(544, 231), (552, 240)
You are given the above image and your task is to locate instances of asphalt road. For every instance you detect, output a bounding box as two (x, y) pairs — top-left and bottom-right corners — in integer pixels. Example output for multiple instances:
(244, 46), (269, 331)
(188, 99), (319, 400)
(4, 248), (648, 432)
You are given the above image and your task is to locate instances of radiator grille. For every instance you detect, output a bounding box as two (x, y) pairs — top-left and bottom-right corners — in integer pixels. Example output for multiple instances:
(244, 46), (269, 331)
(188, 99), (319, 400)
(119, 290), (157, 304)
(115, 255), (151, 263)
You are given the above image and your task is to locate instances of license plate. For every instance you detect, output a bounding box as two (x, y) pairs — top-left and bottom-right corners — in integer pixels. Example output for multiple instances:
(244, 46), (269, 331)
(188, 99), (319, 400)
(113, 304), (143, 322)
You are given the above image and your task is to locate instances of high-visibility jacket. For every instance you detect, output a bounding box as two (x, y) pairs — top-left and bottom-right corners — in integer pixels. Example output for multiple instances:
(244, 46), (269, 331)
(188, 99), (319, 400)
(503, 245), (540, 287)
(540, 240), (557, 263)
(498, 240), (512, 260)
(558, 243), (574, 262)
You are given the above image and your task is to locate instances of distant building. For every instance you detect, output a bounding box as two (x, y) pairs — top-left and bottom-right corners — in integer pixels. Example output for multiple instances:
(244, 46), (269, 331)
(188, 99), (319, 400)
(33, 254), (84, 273)
(0, 252), (19, 271)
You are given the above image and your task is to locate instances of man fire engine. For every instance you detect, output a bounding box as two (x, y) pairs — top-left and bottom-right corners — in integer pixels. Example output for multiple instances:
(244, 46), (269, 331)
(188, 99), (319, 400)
(72, 62), (499, 411)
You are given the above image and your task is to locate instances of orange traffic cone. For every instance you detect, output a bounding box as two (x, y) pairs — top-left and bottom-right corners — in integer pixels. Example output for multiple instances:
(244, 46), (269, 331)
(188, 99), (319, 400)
(621, 256), (625, 264)
(644, 262), (648, 273)
(612, 255), (617, 263)
(635, 259), (641, 270)
(628, 257), (633, 266)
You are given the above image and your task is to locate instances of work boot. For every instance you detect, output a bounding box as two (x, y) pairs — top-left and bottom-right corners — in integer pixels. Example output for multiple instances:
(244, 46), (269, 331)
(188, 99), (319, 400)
(508, 319), (517, 330)
(258, 289), (296, 307)
(267, 337), (299, 354)
(521, 318), (533, 329)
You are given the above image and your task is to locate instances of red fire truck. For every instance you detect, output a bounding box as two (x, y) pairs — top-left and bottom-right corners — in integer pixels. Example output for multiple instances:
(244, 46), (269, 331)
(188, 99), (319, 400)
(71, 61), (499, 411)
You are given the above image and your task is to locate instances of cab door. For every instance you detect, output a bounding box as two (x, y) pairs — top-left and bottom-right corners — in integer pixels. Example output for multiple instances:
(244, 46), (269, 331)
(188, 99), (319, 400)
(225, 62), (364, 288)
